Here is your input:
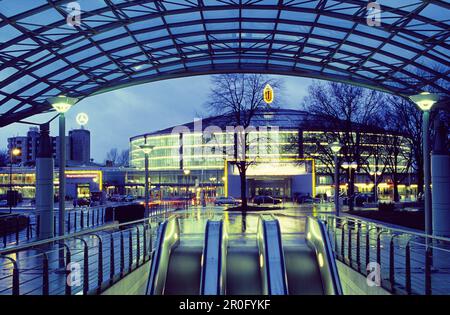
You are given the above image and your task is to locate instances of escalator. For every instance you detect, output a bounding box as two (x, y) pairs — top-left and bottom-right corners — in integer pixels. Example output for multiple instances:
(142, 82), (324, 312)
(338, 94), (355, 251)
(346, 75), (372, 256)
(164, 244), (203, 294)
(147, 217), (223, 295)
(282, 216), (342, 295)
(146, 216), (204, 295)
(147, 215), (341, 295)
(220, 214), (287, 295)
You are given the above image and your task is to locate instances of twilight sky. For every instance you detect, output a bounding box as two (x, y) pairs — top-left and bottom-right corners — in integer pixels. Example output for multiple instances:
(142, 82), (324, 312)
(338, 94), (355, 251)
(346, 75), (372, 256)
(0, 75), (312, 162)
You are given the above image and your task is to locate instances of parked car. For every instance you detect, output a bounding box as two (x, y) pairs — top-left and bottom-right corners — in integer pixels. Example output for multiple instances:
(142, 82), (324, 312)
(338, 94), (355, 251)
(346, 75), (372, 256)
(355, 193), (375, 206)
(253, 195), (282, 205)
(123, 195), (136, 202)
(214, 196), (241, 206)
(76, 198), (91, 207)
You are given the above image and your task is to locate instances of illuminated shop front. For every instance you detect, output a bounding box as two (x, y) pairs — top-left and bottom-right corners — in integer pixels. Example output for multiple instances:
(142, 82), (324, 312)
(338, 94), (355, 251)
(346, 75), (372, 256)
(0, 167), (103, 199)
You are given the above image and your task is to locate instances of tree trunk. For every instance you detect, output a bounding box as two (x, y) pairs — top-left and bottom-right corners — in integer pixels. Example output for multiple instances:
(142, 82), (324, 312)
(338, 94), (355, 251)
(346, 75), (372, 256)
(393, 180), (400, 202)
(240, 164), (248, 211)
(348, 169), (355, 211)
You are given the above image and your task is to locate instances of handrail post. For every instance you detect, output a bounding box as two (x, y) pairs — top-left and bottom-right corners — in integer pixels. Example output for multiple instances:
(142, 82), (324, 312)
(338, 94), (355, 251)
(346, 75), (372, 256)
(1, 255), (19, 295)
(348, 223), (352, 267)
(120, 231), (124, 277)
(376, 230), (382, 266)
(136, 226), (141, 267)
(64, 243), (72, 296)
(75, 237), (89, 295)
(91, 208), (95, 226)
(26, 218), (31, 240)
(97, 208), (100, 226)
(365, 229), (370, 273)
(425, 246), (432, 295)
(110, 234), (115, 285)
(67, 211), (71, 233)
(43, 252), (49, 295)
(405, 241), (411, 295)
(80, 211), (84, 229)
(128, 229), (133, 271)
(389, 235), (396, 292)
(356, 223), (361, 271)
(15, 218), (19, 245)
(91, 234), (103, 294)
(341, 222), (347, 260)
(143, 224), (147, 260)
(74, 211), (77, 231)
(36, 215), (40, 237)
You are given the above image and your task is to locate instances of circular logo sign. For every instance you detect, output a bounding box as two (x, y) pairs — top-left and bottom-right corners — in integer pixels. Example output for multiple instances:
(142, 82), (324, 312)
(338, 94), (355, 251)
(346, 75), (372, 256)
(263, 84), (274, 105)
(76, 112), (89, 126)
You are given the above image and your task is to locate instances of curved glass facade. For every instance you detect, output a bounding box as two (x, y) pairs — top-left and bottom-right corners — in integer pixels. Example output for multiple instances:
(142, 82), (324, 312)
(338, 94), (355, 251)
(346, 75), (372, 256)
(130, 109), (414, 200)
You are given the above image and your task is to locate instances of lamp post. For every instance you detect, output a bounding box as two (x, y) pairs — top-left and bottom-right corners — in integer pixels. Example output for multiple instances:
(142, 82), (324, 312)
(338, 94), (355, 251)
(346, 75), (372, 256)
(9, 148), (21, 214)
(183, 169), (191, 203)
(410, 92), (439, 240)
(329, 142), (342, 216)
(139, 143), (155, 218)
(48, 96), (78, 238)
(342, 161), (358, 211)
(369, 170), (382, 203)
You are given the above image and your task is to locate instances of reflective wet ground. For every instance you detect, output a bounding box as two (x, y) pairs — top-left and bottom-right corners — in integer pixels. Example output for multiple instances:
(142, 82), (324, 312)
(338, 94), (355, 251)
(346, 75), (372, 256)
(175, 203), (335, 235)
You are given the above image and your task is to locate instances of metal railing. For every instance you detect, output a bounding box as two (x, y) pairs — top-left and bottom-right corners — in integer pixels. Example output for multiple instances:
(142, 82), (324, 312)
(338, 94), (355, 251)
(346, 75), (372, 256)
(320, 214), (450, 295)
(0, 201), (187, 295)
(0, 217), (159, 295)
(0, 201), (185, 249)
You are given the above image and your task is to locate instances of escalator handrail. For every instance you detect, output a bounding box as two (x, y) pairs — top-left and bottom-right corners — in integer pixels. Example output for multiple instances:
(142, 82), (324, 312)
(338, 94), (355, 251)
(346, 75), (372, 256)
(200, 220), (223, 295)
(318, 219), (342, 295)
(306, 217), (343, 295)
(258, 215), (289, 295)
(146, 216), (180, 295)
(264, 218), (289, 295)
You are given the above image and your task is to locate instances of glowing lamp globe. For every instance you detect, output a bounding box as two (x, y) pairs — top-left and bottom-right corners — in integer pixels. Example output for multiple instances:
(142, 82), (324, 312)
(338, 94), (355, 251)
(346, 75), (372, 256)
(329, 142), (342, 154)
(410, 92), (439, 111)
(139, 144), (155, 155)
(48, 95), (79, 113)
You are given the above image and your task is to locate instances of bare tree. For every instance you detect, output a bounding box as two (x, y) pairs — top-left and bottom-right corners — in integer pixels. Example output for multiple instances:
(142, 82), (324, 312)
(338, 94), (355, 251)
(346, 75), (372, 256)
(0, 149), (8, 167)
(205, 74), (283, 210)
(384, 96), (423, 195)
(105, 148), (119, 166)
(117, 149), (130, 167)
(301, 81), (386, 208)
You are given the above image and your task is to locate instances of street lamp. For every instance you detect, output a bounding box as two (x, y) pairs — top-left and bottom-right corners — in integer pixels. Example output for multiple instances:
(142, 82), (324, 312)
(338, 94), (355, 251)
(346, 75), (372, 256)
(410, 91), (439, 239)
(342, 161), (358, 211)
(9, 148), (21, 214)
(140, 143), (155, 217)
(369, 170), (382, 203)
(183, 169), (191, 201)
(329, 142), (342, 216)
(48, 95), (78, 237)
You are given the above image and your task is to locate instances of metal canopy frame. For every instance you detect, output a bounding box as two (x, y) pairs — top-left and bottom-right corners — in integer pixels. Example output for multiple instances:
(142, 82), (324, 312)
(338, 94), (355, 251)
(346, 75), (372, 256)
(0, 0), (448, 126)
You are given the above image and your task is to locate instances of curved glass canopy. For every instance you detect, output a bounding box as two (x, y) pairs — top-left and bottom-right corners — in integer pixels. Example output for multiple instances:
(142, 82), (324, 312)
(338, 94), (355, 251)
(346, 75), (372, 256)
(0, 0), (448, 126)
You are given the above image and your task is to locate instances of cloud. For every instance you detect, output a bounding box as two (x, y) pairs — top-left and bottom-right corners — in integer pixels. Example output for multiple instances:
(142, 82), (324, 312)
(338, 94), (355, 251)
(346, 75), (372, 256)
(0, 75), (312, 162)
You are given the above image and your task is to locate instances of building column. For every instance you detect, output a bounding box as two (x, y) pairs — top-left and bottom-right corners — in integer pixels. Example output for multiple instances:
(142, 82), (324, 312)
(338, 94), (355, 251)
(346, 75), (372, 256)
(36, 123), (54, 239)
(432, 113), (450, 237)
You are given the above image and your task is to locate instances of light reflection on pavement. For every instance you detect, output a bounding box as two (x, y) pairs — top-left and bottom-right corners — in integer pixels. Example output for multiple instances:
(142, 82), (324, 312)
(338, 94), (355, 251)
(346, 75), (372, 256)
(173, 203), (336, 235)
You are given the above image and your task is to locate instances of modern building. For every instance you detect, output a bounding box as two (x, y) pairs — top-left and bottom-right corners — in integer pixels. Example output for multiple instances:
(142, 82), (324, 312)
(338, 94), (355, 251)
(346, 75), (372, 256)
(7, 127), (91, 166)
(129, 108), (415, 201)
(0, 166), (140, 200)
